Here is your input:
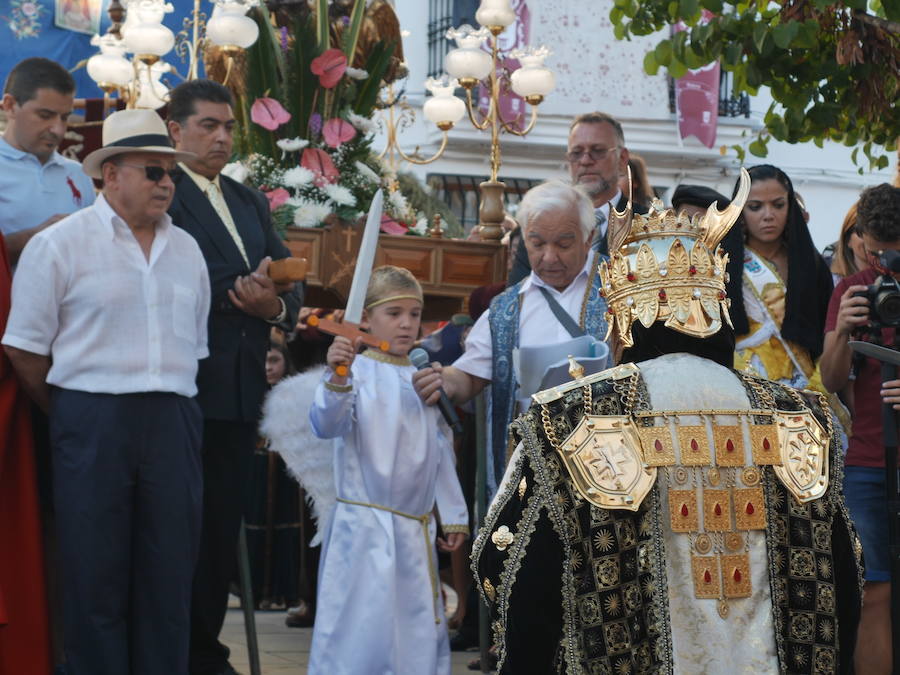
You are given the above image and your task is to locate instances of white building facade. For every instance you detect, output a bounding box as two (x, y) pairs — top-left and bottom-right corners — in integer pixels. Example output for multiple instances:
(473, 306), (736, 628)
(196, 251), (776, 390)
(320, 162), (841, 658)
(380, 0), (897, 250)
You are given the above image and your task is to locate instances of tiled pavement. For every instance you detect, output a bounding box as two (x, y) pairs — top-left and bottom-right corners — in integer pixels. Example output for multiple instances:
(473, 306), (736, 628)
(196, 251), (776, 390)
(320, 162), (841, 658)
(220, 602), (491, 674)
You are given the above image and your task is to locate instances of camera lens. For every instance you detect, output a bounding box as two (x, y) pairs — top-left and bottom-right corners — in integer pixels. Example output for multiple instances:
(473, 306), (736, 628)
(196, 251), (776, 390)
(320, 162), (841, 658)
(875, 288), (900, 325)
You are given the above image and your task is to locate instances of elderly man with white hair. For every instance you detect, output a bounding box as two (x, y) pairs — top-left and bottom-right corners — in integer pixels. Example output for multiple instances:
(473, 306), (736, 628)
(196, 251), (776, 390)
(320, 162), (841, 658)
(413, 179), (610, 495)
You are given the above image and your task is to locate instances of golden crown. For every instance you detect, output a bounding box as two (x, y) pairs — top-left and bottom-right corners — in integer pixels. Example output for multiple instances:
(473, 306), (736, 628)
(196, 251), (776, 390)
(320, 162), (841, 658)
(599, 168), (750, 347)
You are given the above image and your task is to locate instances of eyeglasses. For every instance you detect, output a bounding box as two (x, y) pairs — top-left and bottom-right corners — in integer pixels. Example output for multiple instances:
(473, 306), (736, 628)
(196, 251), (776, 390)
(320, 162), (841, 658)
(565, 146), (619, 163)
(118, 163), (177, 183)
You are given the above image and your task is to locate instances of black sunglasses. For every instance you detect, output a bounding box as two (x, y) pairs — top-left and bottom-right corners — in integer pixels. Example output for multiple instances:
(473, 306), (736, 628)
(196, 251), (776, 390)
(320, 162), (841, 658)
(118, 163), (178, 182)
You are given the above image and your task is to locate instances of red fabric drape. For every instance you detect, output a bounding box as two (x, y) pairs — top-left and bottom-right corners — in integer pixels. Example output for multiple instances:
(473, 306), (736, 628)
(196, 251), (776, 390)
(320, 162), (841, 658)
(0, 235), (51, 674)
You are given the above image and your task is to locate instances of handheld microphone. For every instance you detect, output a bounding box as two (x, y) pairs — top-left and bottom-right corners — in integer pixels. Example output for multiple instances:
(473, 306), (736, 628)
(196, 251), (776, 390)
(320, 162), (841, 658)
(409, 348), (464, 435)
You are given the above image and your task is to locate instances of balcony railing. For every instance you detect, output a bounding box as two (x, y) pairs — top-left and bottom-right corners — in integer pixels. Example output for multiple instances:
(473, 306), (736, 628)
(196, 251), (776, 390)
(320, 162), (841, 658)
(427, 0), (479, 79)
(668, 69), (751, 118)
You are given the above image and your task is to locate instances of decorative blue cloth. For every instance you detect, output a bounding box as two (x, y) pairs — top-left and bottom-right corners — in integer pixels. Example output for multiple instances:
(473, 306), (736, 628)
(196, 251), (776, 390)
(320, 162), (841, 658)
(486, 255), (609, 497)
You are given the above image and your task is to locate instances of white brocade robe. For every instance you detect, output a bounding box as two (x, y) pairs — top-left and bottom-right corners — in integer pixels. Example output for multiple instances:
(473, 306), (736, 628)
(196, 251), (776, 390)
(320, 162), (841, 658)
(308, 352), (468, 675)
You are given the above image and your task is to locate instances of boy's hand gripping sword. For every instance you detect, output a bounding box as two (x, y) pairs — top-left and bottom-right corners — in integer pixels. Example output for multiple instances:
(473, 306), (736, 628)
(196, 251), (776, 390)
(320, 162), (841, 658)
(307, 189), (389, 376)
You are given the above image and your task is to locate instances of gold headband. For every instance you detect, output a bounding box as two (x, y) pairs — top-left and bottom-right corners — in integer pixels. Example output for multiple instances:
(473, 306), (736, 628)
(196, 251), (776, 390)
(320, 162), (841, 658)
(365, 294), (423, 310)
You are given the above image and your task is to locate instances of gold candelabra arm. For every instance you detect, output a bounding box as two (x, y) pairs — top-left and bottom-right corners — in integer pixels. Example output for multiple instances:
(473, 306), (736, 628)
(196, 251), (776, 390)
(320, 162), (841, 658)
(391, 129), (451, 165)
(463, 87), (493, 131)
(497, 102), (539, 137)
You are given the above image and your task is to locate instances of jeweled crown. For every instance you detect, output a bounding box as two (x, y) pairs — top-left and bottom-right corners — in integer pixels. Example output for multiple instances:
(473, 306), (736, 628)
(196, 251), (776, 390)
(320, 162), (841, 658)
(600, 168), (750, 347)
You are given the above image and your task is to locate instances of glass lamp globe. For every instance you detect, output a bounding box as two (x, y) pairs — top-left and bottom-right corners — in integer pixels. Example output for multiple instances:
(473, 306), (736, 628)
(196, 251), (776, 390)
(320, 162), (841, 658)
(122, 0), (176, 62)
(423, 76), (466, 130)
(509, 47), (555, 103)
(206, 1), (260, 51)
(475, 0), (516, 30)
(87, 33), (133, 90)
(444, 25), (492, 86)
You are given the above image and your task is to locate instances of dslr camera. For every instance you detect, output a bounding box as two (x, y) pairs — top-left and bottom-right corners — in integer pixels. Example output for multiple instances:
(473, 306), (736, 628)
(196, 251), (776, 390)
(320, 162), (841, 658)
(853, 249), (900, 328)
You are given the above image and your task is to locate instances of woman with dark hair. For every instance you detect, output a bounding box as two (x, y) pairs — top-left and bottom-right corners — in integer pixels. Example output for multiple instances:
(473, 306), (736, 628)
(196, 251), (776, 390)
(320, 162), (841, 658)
(723, 164), (834, 388)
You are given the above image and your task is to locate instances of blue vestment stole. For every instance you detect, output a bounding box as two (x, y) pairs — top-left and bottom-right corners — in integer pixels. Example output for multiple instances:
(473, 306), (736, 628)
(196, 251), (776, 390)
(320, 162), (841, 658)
(486, 254), (608, 496)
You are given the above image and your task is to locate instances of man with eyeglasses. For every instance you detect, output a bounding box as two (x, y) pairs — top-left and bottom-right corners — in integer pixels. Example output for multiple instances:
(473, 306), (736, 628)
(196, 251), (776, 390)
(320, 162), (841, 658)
(508, 111), (644, 285)
(165, 79), (302, 675)
(820, 183), (900, 675)
(2, 108), (211, 674)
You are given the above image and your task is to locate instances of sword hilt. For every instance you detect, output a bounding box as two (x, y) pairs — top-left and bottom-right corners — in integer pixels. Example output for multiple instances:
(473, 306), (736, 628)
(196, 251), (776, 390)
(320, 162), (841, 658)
(307, 315), (390, 377)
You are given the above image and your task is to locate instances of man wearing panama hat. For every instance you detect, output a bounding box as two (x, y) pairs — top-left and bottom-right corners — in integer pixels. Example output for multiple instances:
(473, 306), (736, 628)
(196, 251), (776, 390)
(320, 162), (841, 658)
(2, 108), (212, 675)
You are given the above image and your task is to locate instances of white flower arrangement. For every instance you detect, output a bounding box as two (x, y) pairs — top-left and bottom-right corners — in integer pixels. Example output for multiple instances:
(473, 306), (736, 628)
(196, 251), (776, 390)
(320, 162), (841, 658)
(345, 67), (369, 80)
(346, 111), (376, 135)
(221, 161), (249, 184)
(354, 161), (380, 184)
(323, 183), (357, 207)
(276, 137), (309, 156)
(282, 166), (315, 188)
(290, 198), (333, 228)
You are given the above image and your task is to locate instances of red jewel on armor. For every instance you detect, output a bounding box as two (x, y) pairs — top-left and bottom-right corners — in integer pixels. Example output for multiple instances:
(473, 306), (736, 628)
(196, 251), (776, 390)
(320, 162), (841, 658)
(733, 568), (742, 583)
(680, 503), (689, 517)
(718, 291), (726, 299)
(704, 569), (712, 583)
(689, 265), (697, 276)
(746, 502), (755, 515)
(658, 290), (667, 301)
(690, 439), (699, 452)
(763, 437), (771, 450)
(627, 272), (636, 282)
(726, 439), (735, 453)
(655, 439), (664, 453)
(714, 503), (722, 516)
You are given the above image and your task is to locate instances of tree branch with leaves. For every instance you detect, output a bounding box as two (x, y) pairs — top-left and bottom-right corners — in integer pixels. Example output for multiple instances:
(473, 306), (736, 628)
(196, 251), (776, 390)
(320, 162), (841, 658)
(612, 0), (899, 169)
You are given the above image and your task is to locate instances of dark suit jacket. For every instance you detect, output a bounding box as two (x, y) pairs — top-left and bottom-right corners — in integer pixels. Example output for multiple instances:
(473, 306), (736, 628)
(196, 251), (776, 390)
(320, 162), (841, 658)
(507, 194), (647, 286)
(169, 170), (303, 422)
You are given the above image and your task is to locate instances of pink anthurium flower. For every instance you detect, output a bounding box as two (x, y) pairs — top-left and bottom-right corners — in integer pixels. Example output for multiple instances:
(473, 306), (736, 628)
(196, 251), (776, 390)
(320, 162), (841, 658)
(264, 187), (290, 210)
(301, 148), (339, 186)
(310, 49), (348, 89)
(322, 118), (357, 148)
(251, 97), (291, 131)
(380, 214), (408, 235)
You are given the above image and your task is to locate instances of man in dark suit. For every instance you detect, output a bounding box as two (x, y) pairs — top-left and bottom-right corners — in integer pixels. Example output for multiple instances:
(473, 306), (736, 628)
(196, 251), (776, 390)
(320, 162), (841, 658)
(166, 79), (302, 675)
(508, 111), (644, 284)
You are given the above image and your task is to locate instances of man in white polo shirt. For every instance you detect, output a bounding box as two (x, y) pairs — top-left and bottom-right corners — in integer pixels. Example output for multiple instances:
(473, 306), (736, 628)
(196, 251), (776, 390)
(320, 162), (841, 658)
(0, 57), (96, 263)
(2, 108), (210, 675)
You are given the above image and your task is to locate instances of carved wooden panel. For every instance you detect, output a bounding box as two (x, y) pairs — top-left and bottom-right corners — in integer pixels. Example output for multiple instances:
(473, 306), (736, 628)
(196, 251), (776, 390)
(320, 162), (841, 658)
(285, 226), (506, 318)
(377, 245), (435, 283)
(442, 251), (495, 287)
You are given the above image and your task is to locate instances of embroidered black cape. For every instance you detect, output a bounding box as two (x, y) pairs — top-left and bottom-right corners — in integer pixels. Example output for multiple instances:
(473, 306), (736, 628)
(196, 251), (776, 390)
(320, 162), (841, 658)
(473, 366), (863, 674)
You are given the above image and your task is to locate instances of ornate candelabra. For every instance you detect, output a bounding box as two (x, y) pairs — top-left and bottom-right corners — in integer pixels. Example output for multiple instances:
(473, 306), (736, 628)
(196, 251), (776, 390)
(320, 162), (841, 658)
(86, 0), (261, 110)
(376, 0), (554, 240)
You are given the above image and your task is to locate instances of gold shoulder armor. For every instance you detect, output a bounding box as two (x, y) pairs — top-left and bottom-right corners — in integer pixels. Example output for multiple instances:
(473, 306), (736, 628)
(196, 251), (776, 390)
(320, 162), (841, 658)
(531, 362), (639, 405)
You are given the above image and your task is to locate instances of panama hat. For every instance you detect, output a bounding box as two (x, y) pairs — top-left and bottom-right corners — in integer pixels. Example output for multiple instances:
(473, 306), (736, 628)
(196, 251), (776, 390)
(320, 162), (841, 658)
(82, 108), (196, 179)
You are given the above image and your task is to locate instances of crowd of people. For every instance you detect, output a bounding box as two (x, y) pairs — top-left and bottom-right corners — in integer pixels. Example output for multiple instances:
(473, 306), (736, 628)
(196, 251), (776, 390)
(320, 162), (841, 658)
(0, 54), (899, 675)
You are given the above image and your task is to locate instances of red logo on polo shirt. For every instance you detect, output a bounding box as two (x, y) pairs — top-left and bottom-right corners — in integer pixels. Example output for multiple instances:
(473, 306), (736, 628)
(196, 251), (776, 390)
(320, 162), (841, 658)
(67, 176), (83, 207)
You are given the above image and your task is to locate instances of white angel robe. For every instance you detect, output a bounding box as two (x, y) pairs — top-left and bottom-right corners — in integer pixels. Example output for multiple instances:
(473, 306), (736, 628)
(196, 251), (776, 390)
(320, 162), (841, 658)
(308, 350), (469, 675)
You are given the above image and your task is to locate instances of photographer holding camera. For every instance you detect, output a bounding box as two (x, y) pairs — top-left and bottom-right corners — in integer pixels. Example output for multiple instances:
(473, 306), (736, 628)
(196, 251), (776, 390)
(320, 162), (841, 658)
(821, 182), (900, 675)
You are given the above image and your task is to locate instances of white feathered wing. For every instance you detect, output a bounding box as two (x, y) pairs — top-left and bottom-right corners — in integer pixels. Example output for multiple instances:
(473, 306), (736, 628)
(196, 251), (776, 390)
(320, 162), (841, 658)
(260, 366), (335, 546)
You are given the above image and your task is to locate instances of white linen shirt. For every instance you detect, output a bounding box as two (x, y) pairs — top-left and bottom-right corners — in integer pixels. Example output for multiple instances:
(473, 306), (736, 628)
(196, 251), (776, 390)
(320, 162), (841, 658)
(2, 194), (210, 397)
(454, 253), (595, 409)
